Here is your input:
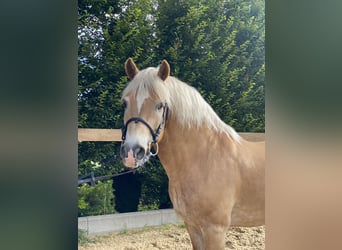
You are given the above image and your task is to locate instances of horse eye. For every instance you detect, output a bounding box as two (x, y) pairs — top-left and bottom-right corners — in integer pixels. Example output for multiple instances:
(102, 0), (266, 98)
(122, 100), (127, 109)
(156, 102), (164, 111)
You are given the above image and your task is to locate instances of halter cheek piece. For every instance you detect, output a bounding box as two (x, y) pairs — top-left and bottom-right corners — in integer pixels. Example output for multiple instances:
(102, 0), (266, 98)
(121, 103), (169, 146)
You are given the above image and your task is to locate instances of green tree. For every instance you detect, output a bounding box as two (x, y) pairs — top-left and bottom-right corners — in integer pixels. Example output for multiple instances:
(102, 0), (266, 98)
(78, 0), (157, 176)
(155, 0), (264, 131)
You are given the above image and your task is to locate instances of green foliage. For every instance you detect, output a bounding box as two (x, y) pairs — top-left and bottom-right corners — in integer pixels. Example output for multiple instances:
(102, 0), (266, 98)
(155, 0), (265, 131)
(78, 0), (265, 214)
(78, 181), (116, 216)
(78, 229), (91, 245)
(137, 202), (159, 211)
(138, 158), (172, 210)
(78, 142), (124, 178)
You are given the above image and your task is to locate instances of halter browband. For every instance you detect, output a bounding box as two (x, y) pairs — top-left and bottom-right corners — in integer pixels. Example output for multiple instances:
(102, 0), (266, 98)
(121, 103), (168, 144)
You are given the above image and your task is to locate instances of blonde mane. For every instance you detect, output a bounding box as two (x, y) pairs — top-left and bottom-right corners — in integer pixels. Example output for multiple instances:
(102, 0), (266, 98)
(122, 67), (241, 142)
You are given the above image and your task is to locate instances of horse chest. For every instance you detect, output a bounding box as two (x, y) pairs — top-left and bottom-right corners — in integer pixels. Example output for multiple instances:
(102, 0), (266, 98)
(168, 185), (188, 218)
(169, 182), (209, 221)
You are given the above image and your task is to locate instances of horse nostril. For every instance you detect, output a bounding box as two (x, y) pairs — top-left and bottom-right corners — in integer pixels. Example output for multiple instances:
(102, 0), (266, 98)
(133, 146), (145, 160)
(120, 145), (128, 158)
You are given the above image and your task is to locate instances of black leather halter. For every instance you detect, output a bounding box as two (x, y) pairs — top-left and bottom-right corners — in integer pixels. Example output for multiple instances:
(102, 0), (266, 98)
(121, 103), (168, 144)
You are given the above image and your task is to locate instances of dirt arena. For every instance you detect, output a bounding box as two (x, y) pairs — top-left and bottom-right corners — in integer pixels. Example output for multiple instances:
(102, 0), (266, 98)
(79, 223), (265, 250)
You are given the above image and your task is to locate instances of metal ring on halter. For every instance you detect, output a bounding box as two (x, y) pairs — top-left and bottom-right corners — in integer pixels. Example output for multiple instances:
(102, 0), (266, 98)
(150, 142), (159, 156)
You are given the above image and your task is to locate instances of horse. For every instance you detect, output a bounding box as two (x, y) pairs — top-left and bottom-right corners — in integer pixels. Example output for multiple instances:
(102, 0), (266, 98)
(120, 58), (265, 250)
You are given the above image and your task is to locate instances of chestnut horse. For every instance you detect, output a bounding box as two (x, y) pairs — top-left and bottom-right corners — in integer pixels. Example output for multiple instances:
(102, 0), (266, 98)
(120, 58), (265, 250)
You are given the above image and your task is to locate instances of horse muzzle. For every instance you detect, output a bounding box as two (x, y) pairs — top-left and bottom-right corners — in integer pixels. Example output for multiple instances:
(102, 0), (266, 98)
(120, 109), (166, 168)
(120, 143), (147, 168)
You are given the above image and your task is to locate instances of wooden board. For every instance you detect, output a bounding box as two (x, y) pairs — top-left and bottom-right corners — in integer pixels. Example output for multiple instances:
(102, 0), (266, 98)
(78, 129), (265, 142)
(78, 129), (122, 142)
(239, 132), (265, 142)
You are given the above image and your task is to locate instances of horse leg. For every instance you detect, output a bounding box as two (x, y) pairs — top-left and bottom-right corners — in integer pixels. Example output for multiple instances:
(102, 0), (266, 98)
(201, 224), (227, 250)
(185, 222), (205, 250)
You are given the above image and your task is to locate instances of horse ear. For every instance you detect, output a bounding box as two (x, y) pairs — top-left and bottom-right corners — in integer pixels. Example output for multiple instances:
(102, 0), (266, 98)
(125, 58), (139, 80)
(158, 60), (170, 81)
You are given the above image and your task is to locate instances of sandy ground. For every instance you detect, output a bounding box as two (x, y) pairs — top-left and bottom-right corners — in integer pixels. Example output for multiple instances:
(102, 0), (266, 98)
(79, 224), (264, 250)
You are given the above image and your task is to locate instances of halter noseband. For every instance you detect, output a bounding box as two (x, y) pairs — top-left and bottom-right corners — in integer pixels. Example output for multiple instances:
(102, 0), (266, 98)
(121, 103), (168, 144)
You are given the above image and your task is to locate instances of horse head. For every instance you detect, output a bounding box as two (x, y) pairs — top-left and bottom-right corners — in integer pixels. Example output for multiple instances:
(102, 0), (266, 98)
(120, 58), (170, 168)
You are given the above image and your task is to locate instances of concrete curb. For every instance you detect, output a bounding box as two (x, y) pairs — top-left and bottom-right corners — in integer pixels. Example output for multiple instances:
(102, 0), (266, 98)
(78, 209), (182, 235)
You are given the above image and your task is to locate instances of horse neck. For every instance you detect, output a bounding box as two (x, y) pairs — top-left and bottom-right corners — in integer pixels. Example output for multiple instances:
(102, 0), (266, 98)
(157, 116), (237, 179)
